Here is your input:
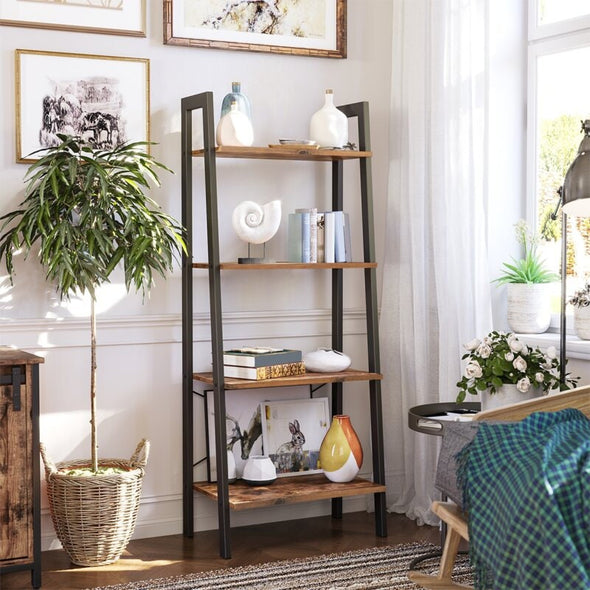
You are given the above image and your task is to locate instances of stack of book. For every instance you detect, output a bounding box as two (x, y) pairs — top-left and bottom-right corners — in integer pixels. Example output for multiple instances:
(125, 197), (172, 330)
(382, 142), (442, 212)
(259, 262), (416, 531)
(287, 208), (352, 263)
(223, 347), (305, 380)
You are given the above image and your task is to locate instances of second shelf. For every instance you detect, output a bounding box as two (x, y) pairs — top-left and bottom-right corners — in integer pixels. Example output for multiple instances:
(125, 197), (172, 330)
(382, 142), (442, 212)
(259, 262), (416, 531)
(193, 368), (383, 390)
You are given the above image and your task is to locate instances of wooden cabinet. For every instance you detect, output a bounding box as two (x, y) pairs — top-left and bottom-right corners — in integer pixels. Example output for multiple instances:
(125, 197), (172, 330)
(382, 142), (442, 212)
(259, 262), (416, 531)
(0, 349), (43, 588)
(180, 92), (386, 558)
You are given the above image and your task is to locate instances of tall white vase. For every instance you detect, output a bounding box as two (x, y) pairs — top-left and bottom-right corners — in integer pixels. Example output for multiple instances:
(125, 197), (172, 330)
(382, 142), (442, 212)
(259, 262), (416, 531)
(574, 305), (590, 340)
(481, 384), (539, 412)
(216, 102), (254, 147)
(309, 89), (348, 148)
(506, 283), (552, 333)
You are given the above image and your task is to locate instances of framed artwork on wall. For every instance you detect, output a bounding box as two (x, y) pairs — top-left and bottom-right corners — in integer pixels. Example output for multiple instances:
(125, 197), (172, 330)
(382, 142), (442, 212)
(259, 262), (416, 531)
(15, 49), (150, 163)
(163, 0), (347, 58)
(260, 397), (330, 477)
(0, 0), (145, 37)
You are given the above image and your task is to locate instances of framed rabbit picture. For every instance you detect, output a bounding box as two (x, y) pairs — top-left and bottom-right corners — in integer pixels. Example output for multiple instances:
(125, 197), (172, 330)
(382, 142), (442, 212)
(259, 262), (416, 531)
(261, 398), (330, 477)
(205, 388), (318, 482)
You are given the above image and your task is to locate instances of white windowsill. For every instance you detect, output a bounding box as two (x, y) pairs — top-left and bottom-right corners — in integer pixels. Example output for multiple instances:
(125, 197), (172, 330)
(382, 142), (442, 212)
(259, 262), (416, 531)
(517, 330), (590, 362)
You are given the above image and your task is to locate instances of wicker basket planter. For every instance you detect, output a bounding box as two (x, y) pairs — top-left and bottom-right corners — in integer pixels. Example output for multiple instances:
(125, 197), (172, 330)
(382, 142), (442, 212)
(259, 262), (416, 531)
(40, 439), (149, 567)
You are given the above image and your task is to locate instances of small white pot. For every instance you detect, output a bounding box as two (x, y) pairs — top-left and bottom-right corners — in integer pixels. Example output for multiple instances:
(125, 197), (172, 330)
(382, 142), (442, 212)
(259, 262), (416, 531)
(242, 455), (277, 486)
(506, 283), (552, 334)
(481, 384), (539, 412)
(574, 305), (590, 340)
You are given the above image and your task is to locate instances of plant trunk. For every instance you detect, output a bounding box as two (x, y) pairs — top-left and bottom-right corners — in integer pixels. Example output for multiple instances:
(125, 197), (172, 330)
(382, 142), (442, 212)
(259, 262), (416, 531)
(90, 297), (98, 473)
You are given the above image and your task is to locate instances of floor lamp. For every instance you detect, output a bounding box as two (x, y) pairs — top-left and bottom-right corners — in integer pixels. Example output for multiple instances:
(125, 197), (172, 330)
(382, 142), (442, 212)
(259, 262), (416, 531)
(553, 119), (590, 385)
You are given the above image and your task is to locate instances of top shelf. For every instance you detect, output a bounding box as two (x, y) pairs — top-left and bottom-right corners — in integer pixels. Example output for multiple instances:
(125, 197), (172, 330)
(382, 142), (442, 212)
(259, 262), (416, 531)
(192, 146), (372, 162)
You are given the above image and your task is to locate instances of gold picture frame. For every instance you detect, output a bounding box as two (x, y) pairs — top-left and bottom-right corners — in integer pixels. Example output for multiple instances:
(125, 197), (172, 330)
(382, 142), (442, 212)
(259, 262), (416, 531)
(15, 49), (150, 163)
(163, 0), (347, 58)
(0, 0), (145, 37)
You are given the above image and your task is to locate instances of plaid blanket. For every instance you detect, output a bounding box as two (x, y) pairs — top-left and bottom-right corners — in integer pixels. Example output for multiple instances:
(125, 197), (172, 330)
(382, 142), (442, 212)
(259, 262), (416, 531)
(457, 408), (590, 589)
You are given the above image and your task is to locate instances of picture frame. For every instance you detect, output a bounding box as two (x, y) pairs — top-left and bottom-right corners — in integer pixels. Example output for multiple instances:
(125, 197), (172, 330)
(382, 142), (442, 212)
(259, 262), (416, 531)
(206, 389), (326, 482)
(15, 49), (150, 163)
(0, 0), (145, 37)
(261, 397), (330, 477)
(163, 0), (347, 58)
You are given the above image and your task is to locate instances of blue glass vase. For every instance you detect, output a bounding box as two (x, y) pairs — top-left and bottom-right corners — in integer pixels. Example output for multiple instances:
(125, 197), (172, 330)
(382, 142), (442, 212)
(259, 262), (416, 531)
(221, 82), (252, 121)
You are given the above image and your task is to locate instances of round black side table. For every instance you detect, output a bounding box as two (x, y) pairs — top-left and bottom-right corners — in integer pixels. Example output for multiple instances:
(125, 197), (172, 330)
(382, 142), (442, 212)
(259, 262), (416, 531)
(408, 401), (480, 436)
(407, 402), (480, 569)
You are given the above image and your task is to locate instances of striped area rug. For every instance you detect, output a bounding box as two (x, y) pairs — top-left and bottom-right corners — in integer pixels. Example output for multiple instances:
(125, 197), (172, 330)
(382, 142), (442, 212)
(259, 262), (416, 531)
(89, 542), (472, 590)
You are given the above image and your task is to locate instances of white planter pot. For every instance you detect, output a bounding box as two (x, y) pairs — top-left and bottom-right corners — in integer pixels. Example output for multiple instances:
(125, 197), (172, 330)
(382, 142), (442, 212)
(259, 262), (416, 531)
(574, 305), (590, 340)
(506, 283), (552, 334)
(481, 384), (539, 412)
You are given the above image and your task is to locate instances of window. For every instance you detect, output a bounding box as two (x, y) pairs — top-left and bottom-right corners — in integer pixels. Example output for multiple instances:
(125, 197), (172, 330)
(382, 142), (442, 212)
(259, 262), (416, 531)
(528, 1), (590, 301)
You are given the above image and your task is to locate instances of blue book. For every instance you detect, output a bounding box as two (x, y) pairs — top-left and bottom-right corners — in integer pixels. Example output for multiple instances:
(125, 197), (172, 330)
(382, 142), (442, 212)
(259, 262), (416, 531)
(223, 348), (303, 367)
(333, 211), (346, 262)
(301, 211), (311, 262)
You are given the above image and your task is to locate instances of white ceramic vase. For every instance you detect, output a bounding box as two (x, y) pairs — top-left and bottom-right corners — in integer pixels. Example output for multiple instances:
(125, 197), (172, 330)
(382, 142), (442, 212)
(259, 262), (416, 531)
(227, 450), (237, 483)
(309, 89), (348, 148)
(574, 305), (590, 340)
(216, 102), (254, 147)
(506, 283), (552, 334)
(481, 384), (539, 412)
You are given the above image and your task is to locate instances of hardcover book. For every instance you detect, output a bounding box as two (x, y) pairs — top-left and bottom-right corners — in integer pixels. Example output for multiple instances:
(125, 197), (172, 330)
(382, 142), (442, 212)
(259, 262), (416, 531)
(316, 212), (325, 263)
(324, 211), (336, 263)
(223, 348), (303, 367)
(224, 361), (306, 380)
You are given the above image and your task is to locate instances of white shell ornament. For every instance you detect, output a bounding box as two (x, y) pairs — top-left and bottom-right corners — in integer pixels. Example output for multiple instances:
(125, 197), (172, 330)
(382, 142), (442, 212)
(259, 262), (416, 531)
(232, 200), (281, 245)
(303, 348), (351, 372)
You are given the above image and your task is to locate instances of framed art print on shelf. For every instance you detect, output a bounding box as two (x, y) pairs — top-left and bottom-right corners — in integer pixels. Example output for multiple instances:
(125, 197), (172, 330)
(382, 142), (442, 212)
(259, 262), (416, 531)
(205, 388), (320, 482)
(261, 397), (330, 477)
(163, 0), (347, 58)
(0, 0), (145, 37)
(15, 49), (150, 163)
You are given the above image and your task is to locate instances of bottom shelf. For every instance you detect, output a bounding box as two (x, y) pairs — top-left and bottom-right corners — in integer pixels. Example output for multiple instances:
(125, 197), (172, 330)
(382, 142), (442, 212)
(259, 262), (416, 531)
(193, 474), (386, 511)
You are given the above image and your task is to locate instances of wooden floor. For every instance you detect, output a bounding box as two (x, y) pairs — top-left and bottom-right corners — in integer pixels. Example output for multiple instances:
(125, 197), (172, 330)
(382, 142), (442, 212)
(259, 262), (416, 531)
(1, 512), (440, 589)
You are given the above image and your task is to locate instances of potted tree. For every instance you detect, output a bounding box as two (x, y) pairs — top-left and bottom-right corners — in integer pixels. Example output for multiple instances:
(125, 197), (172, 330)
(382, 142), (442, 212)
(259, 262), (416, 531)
(0, 134), (185, 566)
(494, 220), (558, 333)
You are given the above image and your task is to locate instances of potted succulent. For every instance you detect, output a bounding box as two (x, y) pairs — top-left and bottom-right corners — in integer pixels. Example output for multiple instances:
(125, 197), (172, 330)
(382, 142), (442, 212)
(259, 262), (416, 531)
(0, 134), (185, 566)
(456, 330), (577, 411)
(569, 283), (590, 339)
(494, 220), (558, 333)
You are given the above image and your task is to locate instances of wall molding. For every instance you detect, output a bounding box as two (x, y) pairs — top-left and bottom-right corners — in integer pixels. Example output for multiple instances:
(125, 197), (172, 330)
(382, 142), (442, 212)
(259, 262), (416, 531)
(2, 308), (370, 351)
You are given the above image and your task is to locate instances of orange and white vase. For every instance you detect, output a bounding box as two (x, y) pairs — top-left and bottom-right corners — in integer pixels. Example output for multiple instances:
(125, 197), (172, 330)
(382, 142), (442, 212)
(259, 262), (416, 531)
(319, 415), (363, 482)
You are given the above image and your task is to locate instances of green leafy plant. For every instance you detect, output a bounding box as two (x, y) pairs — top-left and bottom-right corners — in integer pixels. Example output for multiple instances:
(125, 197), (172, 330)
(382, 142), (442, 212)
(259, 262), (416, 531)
(456, 330), (577, 403)
(0, 134), (186, 473)
(494, 220), (558, 284)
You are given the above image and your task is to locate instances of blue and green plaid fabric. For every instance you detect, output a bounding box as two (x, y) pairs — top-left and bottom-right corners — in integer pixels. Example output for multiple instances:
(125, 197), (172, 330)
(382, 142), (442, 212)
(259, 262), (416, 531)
(457, 408), (590, 589)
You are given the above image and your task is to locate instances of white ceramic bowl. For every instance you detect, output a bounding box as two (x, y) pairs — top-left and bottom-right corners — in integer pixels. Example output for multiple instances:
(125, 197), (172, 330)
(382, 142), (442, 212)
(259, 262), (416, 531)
(242, 455), (277, 486)
(303, 348), (351, 372)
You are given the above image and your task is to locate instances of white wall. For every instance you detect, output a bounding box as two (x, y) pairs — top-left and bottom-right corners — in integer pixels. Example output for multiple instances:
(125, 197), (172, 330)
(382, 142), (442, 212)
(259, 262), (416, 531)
(0, 2), (394, 549)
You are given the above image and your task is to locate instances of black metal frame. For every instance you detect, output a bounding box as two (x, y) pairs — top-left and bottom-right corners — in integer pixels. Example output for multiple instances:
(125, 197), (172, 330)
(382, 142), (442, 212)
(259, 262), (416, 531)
(181, 92), (387, 558)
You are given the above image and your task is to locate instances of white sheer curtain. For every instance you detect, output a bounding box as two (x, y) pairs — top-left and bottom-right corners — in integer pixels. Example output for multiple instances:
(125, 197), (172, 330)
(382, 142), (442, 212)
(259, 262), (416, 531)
(380, 0), (493, 525)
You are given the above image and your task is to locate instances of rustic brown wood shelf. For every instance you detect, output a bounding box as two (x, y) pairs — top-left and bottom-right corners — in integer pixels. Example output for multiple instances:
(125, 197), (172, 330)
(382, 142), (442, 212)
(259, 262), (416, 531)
(193, 474), (386, 511)
(192, 261), (378, 270)
(193, 368), (383, 390)
(192, 145), (371, 161)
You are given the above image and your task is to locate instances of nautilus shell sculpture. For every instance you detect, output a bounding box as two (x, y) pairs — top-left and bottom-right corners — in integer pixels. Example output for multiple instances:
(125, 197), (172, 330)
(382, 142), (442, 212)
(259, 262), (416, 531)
(231, 200), (282, 245)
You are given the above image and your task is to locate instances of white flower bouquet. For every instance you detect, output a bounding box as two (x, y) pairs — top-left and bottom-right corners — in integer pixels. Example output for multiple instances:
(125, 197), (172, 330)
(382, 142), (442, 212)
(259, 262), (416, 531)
(456, 330), (577, 403)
